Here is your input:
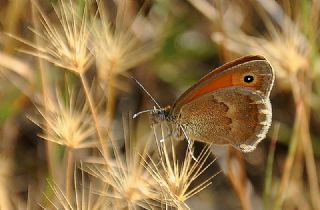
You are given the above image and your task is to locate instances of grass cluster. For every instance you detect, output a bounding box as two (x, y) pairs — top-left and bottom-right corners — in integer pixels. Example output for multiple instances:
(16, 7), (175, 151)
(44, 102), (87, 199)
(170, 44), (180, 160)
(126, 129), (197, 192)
(0, 0), (319, 209)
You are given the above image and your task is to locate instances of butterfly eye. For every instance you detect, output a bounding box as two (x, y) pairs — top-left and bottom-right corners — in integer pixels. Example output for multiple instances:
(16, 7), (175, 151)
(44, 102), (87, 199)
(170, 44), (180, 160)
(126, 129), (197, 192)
(244, 75), (254, 83)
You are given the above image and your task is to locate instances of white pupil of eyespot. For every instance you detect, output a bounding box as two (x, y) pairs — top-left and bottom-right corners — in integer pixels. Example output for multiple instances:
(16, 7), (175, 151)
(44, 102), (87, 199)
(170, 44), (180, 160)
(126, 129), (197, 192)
(244, 75), (254, 83)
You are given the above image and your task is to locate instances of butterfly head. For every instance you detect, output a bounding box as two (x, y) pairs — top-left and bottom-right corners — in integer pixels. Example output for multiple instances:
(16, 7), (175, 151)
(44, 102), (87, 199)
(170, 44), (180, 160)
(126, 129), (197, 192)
(133, 106), (173, 123)
(150, 106), (173, 124)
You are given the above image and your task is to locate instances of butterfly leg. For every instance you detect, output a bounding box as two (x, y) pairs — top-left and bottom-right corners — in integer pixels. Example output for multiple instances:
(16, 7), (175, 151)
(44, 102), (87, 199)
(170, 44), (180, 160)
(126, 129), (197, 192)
(180, 125), (198, 162)
(158, 122), (173, 143)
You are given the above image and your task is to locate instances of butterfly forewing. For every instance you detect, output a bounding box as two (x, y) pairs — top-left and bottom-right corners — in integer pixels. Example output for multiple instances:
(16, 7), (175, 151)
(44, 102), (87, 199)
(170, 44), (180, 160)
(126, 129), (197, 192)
(171, 56), (274, 113)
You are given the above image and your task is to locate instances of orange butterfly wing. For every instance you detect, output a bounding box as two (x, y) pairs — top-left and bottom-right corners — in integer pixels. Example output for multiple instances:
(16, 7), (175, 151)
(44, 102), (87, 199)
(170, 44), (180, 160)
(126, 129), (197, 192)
(171, 55), (274, 113)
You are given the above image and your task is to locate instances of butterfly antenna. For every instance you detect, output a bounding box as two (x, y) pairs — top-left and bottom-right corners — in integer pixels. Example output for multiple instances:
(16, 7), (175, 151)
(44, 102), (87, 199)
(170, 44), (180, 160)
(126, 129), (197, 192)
(133, 108), (156, 119)
(131, 76), (161, 109)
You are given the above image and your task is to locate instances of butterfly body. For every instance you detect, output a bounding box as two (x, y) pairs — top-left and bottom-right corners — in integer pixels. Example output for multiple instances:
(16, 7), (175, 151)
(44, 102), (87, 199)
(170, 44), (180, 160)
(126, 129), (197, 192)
(150, 55), (274, 152)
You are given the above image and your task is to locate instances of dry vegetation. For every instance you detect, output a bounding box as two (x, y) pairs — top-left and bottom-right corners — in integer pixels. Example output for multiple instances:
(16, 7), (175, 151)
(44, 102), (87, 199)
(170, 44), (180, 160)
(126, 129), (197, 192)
(0, 0), (319, 209)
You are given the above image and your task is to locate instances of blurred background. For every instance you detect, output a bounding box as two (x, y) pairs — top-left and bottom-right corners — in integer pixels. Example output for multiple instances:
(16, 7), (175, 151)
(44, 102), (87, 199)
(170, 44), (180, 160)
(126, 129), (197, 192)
(0, 0), (319, 209)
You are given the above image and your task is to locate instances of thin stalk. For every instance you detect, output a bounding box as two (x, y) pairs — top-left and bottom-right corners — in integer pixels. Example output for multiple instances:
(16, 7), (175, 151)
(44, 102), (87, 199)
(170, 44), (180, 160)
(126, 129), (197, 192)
(4, 0), (26, 53)
(31, 0), (57, 178)
(273, 108), (300, 210)
(304, 143), (320, 209)
(79, 73), (109, 163)
(104, 78), (117, 154)
(300, 75), (320, 210)
(106, 82), (116, 129)
(65, 148), (74, 201)
(305, 2), (320, 207)
(273, 75), (306, 210)
(263, 123), (280, 210)
(104, 63), (117, 132)
(227, 149), (252, 210)
(300, 111), (320, 210)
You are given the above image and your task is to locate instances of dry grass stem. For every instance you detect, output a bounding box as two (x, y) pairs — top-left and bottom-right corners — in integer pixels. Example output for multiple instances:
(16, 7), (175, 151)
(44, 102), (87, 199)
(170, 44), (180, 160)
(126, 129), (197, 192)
(0, 52), (34, 82)
(43, 165), (108, 210)
(263, 123), (280, 209)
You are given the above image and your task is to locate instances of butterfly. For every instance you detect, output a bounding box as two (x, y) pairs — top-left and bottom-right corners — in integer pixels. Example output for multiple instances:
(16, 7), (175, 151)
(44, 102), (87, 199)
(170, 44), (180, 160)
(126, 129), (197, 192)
(134, 55), (274, 152)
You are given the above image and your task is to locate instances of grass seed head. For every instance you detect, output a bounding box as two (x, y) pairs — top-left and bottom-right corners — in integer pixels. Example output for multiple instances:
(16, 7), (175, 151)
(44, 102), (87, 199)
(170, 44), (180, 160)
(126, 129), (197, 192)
(143, 136), (217, 209)
(22, 0), (93, 74)
(33, 88), (97, 149)
(92, 0), (158, 82)
(83, 129), (160, 209)
(210, 0), (310, 79)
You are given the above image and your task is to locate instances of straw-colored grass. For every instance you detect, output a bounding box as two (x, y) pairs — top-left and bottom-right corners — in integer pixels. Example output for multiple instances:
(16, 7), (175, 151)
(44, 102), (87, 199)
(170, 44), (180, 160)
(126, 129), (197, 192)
(0, 0), (319, 209)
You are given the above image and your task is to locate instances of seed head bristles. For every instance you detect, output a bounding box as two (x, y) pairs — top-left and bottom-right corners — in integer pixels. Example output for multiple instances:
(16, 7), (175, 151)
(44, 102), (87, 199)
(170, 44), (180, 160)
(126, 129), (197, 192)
(42, 164), (108, 209)
(30, 87), (97, 149)
(82, 116), (160, 209)
(209, 0), (309, 79)
(12, 0), (93, 74)
(142, 135), (218, 208)
(92, 0), (159, 81)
